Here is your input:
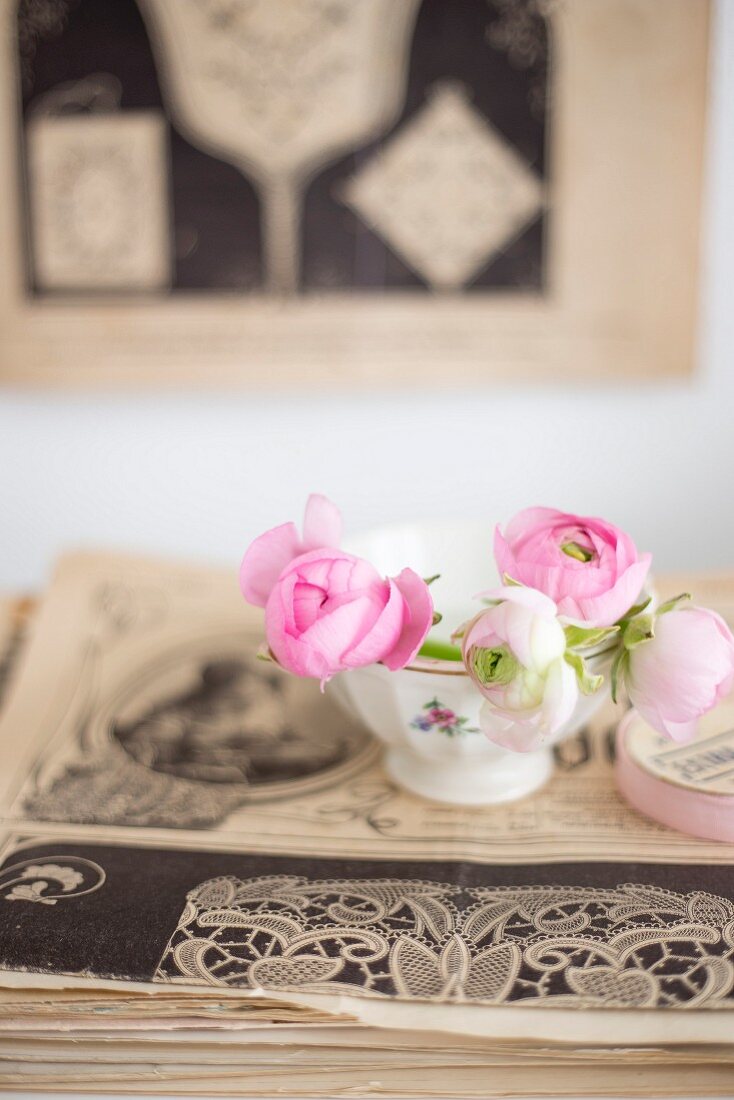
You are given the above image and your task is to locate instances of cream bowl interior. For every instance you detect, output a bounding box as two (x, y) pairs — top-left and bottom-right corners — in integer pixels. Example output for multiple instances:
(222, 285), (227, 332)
(345, 519), (499, 665)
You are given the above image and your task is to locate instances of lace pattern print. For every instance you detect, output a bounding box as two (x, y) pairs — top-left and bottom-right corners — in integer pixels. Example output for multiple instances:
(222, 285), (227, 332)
(155, 876), (734, 1009)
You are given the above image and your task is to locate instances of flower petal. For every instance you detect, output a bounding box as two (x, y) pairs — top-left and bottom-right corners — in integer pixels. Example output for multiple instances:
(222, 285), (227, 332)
(265, 584), (331, 680)
(656, 716), (699, 743)
(569, 555), (651, 626)
(479, 703), (546, 753)
(474, 585), (558, 619)
(240, 522), (301, 608)
(291, 581), (326, 633)
(503, 506), (564, 544)
(302, 493), (342, 550)
(539, 656), (578, 735)
(343, 580), (404, 669)
(301, 595), (380, 670)
(381, 568), (434, 671)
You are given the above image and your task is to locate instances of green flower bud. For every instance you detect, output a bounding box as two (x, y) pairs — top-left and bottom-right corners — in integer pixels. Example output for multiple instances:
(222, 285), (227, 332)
(471, 645), (520, 687)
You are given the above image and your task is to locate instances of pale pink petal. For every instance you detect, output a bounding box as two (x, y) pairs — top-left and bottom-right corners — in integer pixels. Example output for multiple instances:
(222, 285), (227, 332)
(496, 602), (537, 670)
(712, 611), (734, 686)
(240, 522), (301, 608)
(627, 606), (734, 730)
(474, 585), (558, 619)
(480, 703), (545, 753)
(657, 716), (700, 743)
(539, 657), (578, 734)
(463, 609), (501, 653)
(381, 568), (434, 670)
(302, 493), (342, 550)
(630, 692), (699, 743)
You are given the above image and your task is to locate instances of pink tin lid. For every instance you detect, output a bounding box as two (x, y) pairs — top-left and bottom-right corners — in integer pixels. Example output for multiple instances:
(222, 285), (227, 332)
(616, 703), (734, 843)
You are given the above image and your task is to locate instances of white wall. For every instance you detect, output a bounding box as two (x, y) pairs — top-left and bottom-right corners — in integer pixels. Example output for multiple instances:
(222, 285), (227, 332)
(1, 1), (732, 592)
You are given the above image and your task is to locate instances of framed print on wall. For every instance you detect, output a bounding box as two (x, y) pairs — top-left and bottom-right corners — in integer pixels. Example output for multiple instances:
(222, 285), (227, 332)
(0, 0), (710, 388)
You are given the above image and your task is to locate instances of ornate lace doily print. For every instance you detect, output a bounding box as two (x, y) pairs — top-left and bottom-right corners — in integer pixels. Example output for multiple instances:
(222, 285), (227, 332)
(155, 876), (734, 1009)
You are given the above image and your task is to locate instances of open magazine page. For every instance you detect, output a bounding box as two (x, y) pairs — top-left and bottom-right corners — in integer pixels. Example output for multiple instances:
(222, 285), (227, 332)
(0, 594), (29, 710)
(0, 553), (733, 1050)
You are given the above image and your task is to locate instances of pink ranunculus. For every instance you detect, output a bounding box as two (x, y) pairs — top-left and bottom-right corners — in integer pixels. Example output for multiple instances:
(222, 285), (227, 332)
(461, 586), (579, 753)
(494, 507), (651, 628)
(625, 606), (734, 742)
(240, 493), (342, 608)
(264, 548), (433, 687)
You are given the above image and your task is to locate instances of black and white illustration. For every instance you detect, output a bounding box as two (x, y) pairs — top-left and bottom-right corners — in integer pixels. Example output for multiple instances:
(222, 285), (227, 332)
(22, 630), (376, 830)
(1, 3), (708, 383)
(16, 0), (550, 296)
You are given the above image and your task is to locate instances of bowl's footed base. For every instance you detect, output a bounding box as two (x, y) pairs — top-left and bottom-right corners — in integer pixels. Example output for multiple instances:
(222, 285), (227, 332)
(384, 745), (554, 806)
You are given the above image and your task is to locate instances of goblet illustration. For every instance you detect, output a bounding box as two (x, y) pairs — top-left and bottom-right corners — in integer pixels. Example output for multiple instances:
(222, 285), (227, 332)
(139, 0), (420, 293)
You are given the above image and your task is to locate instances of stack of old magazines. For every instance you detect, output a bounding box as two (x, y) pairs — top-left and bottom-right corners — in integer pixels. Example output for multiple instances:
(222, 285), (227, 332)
(1, 553), (734, 1096)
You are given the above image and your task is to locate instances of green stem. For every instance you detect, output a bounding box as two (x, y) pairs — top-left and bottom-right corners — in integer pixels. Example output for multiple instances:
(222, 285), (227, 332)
(418, 638), (464, 662)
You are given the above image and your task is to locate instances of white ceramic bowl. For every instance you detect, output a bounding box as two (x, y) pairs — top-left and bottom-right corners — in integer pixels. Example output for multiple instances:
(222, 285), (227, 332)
(329, 521), (613, 806)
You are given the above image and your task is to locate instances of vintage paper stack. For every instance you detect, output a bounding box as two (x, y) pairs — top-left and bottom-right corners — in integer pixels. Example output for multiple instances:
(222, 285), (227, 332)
(1, 554), (734, 1096)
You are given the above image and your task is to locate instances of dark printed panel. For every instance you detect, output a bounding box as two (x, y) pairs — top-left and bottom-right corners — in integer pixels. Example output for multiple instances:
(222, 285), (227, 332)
(1, 839), (734, 1010)
(18, 0), (549, 295)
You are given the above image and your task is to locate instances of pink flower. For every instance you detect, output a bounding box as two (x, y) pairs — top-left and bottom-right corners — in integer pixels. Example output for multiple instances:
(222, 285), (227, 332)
(461, 586), (579, 752)
(429, 708), (455, 724)
(625, 606), (734, 742)
(494, 507), (651, 628)
(264, 548), (433, 686)
(240, 494), (342, 608)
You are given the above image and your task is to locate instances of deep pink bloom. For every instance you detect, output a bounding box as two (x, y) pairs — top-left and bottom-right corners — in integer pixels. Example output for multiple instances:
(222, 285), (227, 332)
(240, 494), (342, 608)
(626, 606), (734, 742)
(264, 548), (433, 686)
(494, 507), (651, 627)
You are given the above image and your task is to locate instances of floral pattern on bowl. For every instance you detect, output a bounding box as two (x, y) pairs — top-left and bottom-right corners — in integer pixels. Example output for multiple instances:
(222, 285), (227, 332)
(410, 698), (479, 737)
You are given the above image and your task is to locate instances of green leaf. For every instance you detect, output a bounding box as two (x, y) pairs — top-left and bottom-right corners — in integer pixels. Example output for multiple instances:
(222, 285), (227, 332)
(622, 613), (655, 650)
(256, 644), (274, 664)
(564, 651), (604, 696)
(610, 646), (627, 704)
(423, 574), (441, 586)
(656, 592), (691, 616)
(617, 595), (652, 624)
(564, 623), (620, 651)
(432, 611), (443, 626)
